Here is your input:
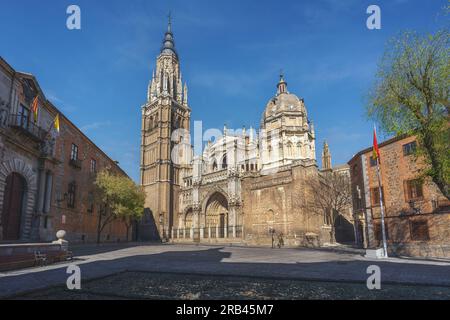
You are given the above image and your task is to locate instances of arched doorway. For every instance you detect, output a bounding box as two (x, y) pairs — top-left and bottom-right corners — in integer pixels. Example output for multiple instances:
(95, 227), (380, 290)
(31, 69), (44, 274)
(205, 192), (228, 238)
(1, 172), (27, 240)
(185, 208), (193, 229)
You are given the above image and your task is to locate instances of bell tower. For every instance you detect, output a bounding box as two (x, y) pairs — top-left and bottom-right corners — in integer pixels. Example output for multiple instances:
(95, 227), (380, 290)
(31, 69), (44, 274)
(140, 16), (191, 240)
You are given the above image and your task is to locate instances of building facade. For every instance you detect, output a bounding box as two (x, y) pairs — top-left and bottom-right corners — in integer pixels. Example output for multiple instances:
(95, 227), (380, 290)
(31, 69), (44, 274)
(349, 135), (450, 258)
(139, 22), (351, 246)
(0, 57), (128, 243)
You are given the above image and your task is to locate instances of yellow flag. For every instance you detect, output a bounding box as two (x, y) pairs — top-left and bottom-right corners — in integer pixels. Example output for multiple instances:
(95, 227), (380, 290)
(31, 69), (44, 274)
(54, 114), (60, 133)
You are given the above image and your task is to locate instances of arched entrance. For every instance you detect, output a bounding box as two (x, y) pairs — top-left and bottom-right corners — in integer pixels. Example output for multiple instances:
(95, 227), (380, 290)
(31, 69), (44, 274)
(184, 208), (193, 229)
(205, 192), (228, 238)
(1, 172), (27, 240)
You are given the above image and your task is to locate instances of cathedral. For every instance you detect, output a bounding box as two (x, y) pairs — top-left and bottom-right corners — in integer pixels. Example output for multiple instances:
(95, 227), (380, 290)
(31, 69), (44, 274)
(138, 20), (343, 246)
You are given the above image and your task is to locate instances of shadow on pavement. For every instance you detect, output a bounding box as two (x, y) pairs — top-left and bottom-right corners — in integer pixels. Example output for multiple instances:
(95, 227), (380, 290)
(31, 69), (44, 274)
(1, 246), (450, 299)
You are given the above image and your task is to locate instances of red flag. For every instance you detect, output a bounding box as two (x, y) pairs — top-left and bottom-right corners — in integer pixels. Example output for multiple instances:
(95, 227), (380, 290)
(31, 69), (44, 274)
(31, 96), (39, 122)
(373, 126), (381, 163)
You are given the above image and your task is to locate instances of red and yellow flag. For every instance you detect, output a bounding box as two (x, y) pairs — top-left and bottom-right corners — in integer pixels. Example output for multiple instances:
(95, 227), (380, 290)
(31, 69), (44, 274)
(31, 96), (39, 122)
(373, 125), (381, 163)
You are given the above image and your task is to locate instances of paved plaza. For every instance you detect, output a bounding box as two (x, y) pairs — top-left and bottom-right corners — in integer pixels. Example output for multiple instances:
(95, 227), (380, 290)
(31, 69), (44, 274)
(1, 243), (450, 299)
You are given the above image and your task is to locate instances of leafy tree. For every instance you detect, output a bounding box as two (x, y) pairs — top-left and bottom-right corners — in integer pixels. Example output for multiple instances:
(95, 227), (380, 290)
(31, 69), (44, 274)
(367, 30), (449, 199)
(94, 170), (145, 243)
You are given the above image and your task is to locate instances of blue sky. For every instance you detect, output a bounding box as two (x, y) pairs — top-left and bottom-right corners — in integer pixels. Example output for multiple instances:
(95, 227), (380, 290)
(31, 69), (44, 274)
(0, 0), (447, 181)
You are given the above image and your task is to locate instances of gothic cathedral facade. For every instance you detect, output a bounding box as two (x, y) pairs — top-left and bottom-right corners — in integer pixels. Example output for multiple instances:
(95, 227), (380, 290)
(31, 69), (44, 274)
(139, 21), (347, 246)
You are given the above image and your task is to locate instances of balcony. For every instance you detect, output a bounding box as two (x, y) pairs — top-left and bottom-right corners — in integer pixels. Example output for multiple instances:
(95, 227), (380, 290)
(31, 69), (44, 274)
(69, 158), (82, 170)
(9, 114), (46, 141)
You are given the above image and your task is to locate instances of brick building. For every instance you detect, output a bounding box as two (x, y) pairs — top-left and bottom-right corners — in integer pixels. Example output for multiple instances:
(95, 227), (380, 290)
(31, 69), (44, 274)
(348, 135), (450, 258)
(0, 56), (128, 243)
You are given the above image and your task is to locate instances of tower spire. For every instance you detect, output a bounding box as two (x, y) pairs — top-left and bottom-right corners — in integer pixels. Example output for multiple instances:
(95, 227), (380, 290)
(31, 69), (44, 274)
(322, 140), (332, 171)
(161, 11), (177, 58)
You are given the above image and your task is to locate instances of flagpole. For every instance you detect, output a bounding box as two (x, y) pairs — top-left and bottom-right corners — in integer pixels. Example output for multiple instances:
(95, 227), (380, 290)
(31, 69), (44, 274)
(376, 157), (388, 258)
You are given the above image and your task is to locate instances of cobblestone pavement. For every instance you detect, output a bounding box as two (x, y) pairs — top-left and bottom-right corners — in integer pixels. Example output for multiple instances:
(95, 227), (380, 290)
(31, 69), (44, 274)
(1, 244), (450, 299)
(14, 271), (450, 300)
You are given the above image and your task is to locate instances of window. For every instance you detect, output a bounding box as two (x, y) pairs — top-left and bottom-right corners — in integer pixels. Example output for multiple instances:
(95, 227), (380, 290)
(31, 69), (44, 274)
(70, 143), (78, 161)
(369, 156), (378, 167)
(403, 141), (417, 156)
(371, 187), (384, 206)
(18, 104), (30, 129)
(90, 159), (97, 173)
(87, 192), (94, 213)
(405, 179), (423, 200)
(287, 142), (293, 157)
(374, 222), (389, 241)
(67, 181), (76, 208)
(221, 155), (227, 169)
(354, 192), (362, 209)
(410, 220), (429, 241)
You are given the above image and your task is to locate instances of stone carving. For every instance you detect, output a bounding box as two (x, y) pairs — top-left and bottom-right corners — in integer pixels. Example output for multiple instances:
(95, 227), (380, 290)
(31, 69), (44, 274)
(228, 194), (241, 207)
(228, 166), (240, 178)
(0, 141), (4, 162)
(192, 201), (201, 212)
(41, 136), (56, 157)
(192, 177), (201, 186)
(0, 97), (9, 128)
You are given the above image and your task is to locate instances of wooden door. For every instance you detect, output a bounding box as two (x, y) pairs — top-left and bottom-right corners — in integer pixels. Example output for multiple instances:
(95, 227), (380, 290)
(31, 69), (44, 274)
(2, 173), (26, 240)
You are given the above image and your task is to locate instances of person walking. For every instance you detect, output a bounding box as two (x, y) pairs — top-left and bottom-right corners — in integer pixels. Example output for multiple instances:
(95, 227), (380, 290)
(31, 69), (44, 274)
(277, 232), (284, 248)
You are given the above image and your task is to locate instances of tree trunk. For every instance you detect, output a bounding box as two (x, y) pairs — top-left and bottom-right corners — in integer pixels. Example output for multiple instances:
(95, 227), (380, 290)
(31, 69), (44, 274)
(330, 227), (336, 244)
(97, 211), (102, 244)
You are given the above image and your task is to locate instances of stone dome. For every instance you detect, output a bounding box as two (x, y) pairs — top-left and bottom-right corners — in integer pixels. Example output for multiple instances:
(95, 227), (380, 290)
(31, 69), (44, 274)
(261, 74), (307, 123)
(263, 92), (306, 119)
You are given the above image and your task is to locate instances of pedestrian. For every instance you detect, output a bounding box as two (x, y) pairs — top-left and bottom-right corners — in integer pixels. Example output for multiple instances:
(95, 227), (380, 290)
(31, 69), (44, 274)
(270, 228), (275, 249)
(277, 232), (284, 248)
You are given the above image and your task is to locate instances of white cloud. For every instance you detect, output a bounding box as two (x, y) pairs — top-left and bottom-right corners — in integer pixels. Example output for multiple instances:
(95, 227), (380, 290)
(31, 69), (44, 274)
(80, 121), (112, 132)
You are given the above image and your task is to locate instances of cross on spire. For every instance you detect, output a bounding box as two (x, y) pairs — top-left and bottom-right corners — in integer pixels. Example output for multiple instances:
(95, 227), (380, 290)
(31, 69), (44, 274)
(167, 11), (172, 32)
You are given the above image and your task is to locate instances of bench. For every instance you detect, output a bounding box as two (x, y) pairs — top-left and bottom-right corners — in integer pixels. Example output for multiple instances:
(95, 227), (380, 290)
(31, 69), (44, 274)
(34, 251), (48, 266)
(62, 250), (74, 261)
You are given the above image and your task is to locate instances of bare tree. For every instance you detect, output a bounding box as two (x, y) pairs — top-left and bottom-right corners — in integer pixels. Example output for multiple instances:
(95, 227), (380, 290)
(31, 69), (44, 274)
(306, 171), (353, 243)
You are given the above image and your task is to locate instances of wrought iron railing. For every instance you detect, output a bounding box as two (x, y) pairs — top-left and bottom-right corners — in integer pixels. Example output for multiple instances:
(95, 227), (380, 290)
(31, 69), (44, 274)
(171, 225), (243, 240)
(9, 114), (46, 141)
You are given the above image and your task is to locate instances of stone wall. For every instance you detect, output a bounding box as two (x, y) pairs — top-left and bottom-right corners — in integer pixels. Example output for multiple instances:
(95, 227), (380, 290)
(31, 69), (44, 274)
(241, 162), (324, 247)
